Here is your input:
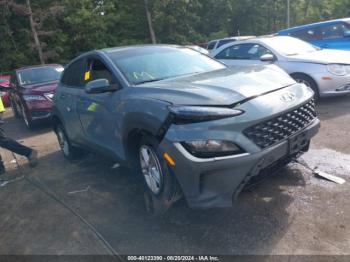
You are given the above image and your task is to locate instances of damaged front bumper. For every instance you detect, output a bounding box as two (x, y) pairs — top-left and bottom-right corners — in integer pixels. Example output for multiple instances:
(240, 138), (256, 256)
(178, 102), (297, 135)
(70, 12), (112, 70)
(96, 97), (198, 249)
(159, 119), (320, 209)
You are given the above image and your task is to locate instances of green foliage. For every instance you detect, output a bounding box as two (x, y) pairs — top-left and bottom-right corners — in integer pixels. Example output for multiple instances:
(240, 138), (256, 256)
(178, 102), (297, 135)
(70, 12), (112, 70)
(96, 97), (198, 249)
(1, 0), (350, 71)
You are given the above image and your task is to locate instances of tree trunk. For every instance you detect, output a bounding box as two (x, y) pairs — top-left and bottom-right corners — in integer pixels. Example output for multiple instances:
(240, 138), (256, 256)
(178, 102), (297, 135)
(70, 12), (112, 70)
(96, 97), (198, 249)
(144, 0), (156, 44)
(303, 0), (311, 23)
(26, 0), (44, 64)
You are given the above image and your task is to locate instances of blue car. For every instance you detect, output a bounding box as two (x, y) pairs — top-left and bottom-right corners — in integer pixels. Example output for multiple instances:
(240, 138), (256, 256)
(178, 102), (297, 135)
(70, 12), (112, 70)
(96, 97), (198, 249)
(278, 18), (350, 50)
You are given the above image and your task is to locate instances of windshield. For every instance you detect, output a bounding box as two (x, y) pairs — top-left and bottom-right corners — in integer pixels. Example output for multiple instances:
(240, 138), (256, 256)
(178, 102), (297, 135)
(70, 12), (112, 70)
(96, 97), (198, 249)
(18, 66), (64, 86)
(107, 46), (226, 85)
(264, 37), (320, 56)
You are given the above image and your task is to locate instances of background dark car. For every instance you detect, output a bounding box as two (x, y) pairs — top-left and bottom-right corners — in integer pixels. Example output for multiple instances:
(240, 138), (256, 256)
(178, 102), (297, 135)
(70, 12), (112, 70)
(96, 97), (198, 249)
(9, 64), (64, 128)
(0, 75), (11, 107)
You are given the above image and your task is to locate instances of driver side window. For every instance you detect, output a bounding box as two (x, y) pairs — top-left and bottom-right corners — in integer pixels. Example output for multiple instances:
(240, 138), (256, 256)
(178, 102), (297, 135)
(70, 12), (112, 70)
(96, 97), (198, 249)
(85, 58), (115, 85)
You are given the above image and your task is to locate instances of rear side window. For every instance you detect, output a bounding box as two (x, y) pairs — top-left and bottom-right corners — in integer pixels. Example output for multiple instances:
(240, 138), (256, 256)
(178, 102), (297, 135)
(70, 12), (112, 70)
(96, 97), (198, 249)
(290, 28), (322, 41)
(10, 74), (17, 86)
(61, 58), (85, 88)
(217, 39), (235, 48)
(207, 41), (217, 50)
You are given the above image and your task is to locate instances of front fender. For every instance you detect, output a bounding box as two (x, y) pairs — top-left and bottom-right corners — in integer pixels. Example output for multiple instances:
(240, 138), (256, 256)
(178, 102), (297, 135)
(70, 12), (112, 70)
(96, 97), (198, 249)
(120, 98), (171, 160)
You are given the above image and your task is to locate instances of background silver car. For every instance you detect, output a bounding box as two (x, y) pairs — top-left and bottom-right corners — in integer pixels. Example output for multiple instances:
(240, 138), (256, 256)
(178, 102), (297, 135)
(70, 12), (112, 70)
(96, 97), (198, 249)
(212, 35), (350, 98)
(206, 36), (255, 55)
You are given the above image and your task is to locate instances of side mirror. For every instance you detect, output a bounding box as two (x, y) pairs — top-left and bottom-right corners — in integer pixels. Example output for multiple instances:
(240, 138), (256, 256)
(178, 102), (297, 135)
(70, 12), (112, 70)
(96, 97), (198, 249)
(85, 79), (118, 94)
(260, 54), (275, 62)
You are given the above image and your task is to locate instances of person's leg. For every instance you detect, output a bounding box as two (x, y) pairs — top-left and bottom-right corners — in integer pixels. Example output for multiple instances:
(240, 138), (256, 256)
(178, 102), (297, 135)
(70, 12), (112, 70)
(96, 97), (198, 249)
(0, 130), (32, 157)
(0, 113), (38, 167)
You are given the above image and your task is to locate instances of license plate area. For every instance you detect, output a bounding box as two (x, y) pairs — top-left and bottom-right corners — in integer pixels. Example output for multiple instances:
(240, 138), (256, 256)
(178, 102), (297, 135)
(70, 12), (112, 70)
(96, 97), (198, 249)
(289, 131), (309, 155)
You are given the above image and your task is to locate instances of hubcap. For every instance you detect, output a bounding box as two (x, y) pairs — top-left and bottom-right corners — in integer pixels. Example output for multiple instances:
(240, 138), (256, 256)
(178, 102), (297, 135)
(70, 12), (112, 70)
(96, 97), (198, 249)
(57, 129), (70, 156)
(139, 145), (163, 195)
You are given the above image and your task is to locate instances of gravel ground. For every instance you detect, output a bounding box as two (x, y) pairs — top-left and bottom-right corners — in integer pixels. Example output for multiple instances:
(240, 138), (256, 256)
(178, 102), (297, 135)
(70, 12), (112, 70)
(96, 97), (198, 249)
(0, 95), (349, 256)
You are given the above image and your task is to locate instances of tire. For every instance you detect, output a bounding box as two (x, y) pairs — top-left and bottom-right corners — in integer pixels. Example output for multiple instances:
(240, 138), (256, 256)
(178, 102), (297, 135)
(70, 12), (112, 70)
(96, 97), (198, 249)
(291, 73), (320, 99)
(55, 124), (83, 160)
(137, 134), (182, 215)
(10, 99), (20, 119)
(20, 104), (34, 129)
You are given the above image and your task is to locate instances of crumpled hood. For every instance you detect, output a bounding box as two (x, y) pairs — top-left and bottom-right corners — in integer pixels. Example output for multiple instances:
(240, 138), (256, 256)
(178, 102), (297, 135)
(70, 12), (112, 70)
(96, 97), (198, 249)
(136, 65), (295, 106)
(287, 49), (350, 64)
(22, 80), (58, 95)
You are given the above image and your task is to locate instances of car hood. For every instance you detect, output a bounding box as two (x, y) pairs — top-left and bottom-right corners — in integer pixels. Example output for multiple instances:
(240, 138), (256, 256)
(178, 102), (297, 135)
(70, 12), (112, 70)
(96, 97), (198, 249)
(286, 49), (350, 64)
(22, 80), (58, 95)
(137, 65), (295, 106)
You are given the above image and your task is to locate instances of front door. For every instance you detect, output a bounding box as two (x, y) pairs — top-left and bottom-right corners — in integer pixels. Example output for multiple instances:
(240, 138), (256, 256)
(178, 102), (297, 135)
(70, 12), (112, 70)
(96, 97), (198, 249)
(76, 56), (123, 158)
(215, 43), (275, 67)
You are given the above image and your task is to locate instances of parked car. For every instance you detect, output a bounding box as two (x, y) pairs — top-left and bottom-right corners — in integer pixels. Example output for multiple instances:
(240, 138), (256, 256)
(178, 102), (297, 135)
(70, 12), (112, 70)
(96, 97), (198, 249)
(0, 75), (11, 107)
(211, 35), (350, 98)
(206, 36), (255, 54)
(52, 45), (319, 212)
(278, 18), (350, 50)
(9, 64), (64, 128)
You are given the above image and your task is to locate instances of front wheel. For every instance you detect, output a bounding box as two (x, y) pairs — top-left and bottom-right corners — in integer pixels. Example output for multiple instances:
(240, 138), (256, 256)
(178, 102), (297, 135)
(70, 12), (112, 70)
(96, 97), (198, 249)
(10, 98), (20, 119)
(138, 135), (182, 214)
(21, 105), (33, 128)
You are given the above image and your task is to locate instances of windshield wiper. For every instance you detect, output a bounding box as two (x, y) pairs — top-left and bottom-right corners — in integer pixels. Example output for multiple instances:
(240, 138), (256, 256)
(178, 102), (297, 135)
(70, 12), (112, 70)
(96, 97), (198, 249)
(136, 77), (169, 85)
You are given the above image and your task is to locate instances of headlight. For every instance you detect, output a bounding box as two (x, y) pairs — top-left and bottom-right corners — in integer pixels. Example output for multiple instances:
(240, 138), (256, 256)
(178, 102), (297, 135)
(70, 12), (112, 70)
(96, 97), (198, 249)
(181, 140), (244, 158)
(327, 64), (348, 76)
(169, 106), (243, 124)
(44, 93), (54, 100)
(22, 95), (46, 101)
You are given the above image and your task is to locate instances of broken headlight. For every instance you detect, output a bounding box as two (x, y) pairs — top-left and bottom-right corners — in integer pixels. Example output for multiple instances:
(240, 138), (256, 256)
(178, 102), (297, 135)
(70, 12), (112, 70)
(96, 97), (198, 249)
(169, 106), (243, 124)
(181, 140), (244, 158)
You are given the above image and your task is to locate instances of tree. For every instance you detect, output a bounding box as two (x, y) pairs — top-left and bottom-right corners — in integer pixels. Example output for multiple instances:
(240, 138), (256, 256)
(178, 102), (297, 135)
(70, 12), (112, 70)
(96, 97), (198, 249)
(144, 0), (156, 43)
(2, 0), (350, 72)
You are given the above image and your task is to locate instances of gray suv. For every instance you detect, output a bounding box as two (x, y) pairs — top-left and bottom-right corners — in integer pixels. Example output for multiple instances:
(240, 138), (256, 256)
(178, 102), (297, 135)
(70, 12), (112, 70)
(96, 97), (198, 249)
(52, 45), (320, 211)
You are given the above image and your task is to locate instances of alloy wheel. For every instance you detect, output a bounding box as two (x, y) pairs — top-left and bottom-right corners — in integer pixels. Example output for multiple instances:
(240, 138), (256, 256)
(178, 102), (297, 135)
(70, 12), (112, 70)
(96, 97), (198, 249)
(139, 145), (163, 195)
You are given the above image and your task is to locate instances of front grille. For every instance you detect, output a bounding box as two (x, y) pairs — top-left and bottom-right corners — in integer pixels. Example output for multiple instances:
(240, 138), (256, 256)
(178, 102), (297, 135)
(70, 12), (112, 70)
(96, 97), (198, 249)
(244, 99), (317, 149)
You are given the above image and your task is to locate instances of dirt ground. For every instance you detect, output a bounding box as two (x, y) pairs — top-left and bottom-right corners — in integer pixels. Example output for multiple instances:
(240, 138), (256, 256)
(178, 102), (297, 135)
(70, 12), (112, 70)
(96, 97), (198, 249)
(0, 96), (349, 256)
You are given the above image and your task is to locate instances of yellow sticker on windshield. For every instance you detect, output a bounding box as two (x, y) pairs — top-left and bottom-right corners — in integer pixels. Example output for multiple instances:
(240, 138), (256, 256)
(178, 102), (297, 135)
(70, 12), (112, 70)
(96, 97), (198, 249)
(84, 71), (91, 81)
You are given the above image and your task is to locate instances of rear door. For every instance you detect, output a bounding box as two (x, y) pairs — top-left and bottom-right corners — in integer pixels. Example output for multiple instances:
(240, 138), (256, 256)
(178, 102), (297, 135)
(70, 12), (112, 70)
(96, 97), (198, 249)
(55, 57), (86, 143)
(76, 55), (123, 157)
